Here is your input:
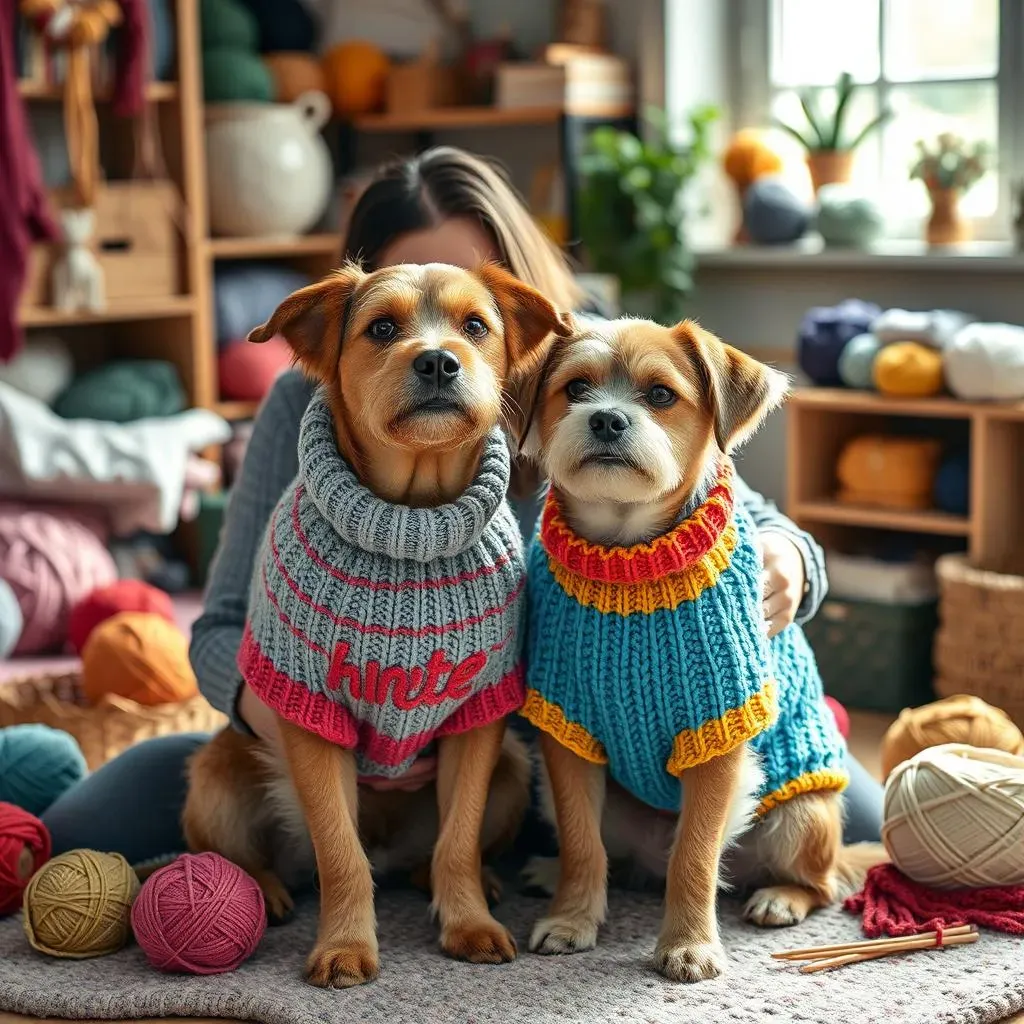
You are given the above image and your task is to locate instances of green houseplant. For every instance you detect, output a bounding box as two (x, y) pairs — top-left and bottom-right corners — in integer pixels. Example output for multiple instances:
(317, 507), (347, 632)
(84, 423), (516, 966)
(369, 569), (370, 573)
(577, 105), (717, 322)
(775, 71), (892, 192)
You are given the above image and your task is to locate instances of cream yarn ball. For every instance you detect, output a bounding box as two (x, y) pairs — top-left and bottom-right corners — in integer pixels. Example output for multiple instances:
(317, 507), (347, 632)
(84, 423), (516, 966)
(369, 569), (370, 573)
(883, 743), (1024, 889)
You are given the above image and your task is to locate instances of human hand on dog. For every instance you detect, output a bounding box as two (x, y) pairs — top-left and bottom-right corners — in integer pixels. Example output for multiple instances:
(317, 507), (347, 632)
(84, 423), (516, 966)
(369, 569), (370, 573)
(759, 532), (806, 638)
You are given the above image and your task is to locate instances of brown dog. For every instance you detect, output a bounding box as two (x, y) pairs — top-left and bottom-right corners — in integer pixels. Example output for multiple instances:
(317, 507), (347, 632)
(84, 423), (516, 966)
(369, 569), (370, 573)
(184, 261), (570, 988)
(518, 316), (884, 981)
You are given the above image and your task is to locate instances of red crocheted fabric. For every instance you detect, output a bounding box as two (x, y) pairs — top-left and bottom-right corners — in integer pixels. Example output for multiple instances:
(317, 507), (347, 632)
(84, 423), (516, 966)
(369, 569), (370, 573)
(845, 863), (1024, 937)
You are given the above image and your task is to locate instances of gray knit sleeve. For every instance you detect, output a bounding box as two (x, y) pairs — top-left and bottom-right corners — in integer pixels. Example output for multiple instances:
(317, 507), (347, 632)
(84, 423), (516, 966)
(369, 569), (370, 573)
(190, 370), (313, 725)
(733, 473), (828, 624)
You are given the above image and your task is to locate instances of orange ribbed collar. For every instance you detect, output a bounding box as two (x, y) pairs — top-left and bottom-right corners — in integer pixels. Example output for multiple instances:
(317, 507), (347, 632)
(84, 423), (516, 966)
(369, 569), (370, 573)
(540, 463), (735, 585)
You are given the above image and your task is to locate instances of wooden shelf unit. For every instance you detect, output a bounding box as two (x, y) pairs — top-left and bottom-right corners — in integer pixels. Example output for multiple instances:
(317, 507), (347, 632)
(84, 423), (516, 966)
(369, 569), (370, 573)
(787, 388), (1024, 573)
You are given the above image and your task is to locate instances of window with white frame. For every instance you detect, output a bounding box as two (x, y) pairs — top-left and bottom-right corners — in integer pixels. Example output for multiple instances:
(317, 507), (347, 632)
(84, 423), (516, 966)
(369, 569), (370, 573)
(734, 0), (1019, 239)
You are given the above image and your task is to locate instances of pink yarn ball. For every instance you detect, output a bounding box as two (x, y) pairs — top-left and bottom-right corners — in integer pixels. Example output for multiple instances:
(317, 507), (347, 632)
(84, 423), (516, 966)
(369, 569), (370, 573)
(218, 335), (292, 402)
(0, 505), (117, 655)
(131, 853), (267, 974)
(825, 695), (850, 739)
(68, 579), (175, 655)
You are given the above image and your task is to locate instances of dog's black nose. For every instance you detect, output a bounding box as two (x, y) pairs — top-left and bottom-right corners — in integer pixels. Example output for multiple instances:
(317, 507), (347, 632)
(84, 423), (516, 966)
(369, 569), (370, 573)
(412, 349), (461, 386)
(589, 409), (630, 442)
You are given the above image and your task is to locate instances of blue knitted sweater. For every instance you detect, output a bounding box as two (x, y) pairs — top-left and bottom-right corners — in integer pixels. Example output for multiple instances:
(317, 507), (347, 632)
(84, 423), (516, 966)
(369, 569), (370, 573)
(522, 463), (847, 814)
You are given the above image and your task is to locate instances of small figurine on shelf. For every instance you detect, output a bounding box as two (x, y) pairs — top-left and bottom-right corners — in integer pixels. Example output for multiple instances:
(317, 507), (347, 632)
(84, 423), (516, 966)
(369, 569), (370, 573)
(910, 133), (991, 246)
(52, 208), (105, 313)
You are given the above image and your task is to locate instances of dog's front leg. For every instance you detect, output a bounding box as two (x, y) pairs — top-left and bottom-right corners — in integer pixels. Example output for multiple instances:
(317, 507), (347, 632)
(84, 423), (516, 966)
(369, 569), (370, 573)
(433, 718), (517, 963)
(656, 742), (747, 982)
(529, 732), (607, 955)
(278, 718), (378, 988)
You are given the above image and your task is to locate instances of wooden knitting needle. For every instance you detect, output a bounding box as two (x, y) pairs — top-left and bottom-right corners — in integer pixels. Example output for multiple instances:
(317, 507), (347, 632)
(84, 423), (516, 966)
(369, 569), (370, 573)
(773, 924), (976, 960)
(798, 931), (979, 974)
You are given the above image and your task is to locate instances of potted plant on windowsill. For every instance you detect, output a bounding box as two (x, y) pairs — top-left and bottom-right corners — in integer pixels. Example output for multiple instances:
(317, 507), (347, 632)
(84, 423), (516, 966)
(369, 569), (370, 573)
(910, 133), (991, 246)
(577, 105), (717, 322)
(775, 71), (892, 193)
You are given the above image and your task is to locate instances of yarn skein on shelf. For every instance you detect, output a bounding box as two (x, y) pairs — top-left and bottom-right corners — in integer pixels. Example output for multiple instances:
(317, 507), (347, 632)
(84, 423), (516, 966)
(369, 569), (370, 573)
(883, 743), (1024, 889)
(881, 694), (1024, 779)
(0, 725), (88, 816)
(68, 579), (176, 655)
(0, 803), (51, 917)
(132, 852), (267, 974)
(873, 341), (945, 398)
(23, 850), (140, 958)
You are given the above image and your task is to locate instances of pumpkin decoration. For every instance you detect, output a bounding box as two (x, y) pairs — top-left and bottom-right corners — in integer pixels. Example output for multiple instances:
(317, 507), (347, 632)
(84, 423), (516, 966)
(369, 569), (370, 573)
(321, 41), (390, 117)
(722, 129), (785, 243)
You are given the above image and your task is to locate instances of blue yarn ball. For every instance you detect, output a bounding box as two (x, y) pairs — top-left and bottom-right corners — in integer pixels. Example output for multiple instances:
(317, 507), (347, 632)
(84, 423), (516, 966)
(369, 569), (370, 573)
(743, 176), (812, 245)
(838, 333), (882, 389)
(0, 724), (87, 815)
(0, 578), (22, 658)
(934, 453), (970, 516)
(798, 299), (882, 386)
(214, 263), (310, 346)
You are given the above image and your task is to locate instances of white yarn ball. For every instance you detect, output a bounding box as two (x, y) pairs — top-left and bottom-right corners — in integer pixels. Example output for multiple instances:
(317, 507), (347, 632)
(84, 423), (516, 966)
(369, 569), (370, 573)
(944, 322), (1024, 401)
(883, 743), (1024, 889)
(0, 335), (74, 405)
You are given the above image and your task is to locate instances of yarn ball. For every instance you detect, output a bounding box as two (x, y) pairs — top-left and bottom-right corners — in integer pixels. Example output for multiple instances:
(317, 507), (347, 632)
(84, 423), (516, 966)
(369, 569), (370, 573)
(321, 41), (390, 117)
(0, 335), (73, 405)
(238, 0), (315, 52)
(214, 263), (309, 345)
(23, 849), (139, 958)
(836, 435), (942, 511)
(68, 580), (176, 655)
(132, 852), (267, 974)
(816, 184), (884, 248)
(933, 452), (970, 516)
(722, 128), (785, 190)
(825, 696), (850, 740)
(263, 52), (326, 102)
(0, 578), (23, 658)
(0, 802), (51, 917)
(0, 506), (117, 655)
(202, 47), (274, 103)
(0, 725), (87, 816)
(837, 332), (882, 389)
(54, 360), (186, 422)
(81, 613), (199, 707)
(873, 341), (945, 398)
(883, 743), (1024, 888)
(881, 694), (1024, 779)
(743, 176), (812, 245)
(798, 299), (882, 386)
(199, 0), (259, 50)
(944, 322), (1024, 401)
(218, 335), (292, 401)
(147, 0), (175, 80)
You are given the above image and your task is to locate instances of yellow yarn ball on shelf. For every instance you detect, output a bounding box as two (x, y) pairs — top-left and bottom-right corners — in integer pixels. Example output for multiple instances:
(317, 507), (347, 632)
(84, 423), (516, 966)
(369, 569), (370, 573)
(873, 341), (945, 397)
(22, 849), (140, 958)
(881, 694), (1024, 778)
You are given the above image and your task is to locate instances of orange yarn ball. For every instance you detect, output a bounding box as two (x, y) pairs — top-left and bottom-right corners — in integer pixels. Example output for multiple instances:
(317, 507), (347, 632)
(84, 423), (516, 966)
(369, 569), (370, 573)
(873, 342), (945, 397)
(81, 612), (198, 707)
(262, 52), (327, 103)
(321, 41), (390, 116)
(723, 129), (785, 190)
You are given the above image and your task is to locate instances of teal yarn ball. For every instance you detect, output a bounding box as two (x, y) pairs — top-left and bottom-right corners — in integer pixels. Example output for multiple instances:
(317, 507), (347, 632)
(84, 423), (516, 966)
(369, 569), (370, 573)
(0, 578), (22, 658)
(838, 333), (882, 389)
(203, 48), (274, 103)
(816, 184), (884, 249)
(54, 361), (185, 422)
(200, 0), (259, 50)
(0, 725), (87, 815)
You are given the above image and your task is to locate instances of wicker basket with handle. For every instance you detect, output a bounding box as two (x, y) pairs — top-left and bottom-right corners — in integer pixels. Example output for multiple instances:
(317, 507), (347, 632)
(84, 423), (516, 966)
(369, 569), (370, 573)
(0, 671), (227, 770)
(934, 554), (1024, 729)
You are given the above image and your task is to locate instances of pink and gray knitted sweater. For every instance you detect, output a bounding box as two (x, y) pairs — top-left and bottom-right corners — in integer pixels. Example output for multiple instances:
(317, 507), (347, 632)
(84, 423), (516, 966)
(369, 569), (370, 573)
(238, 393), (526, 778)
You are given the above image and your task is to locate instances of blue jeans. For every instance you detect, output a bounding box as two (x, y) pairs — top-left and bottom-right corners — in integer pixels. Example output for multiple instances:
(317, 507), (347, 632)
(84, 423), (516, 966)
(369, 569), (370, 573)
(42, 733), (884, 864)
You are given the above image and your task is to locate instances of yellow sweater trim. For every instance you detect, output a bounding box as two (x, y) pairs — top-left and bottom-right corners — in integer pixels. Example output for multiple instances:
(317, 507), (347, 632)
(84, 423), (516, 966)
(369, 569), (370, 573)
(756, 768), (850, 816)
(520, 690), (608, 765)
(547, 523), (739, 615)
(666, 681), (778, 776)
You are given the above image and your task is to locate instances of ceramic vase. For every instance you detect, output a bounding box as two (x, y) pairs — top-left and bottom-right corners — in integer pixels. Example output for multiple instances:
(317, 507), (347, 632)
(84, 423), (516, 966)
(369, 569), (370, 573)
(806, 150), (854, 194)
(926, 187), (969, 246)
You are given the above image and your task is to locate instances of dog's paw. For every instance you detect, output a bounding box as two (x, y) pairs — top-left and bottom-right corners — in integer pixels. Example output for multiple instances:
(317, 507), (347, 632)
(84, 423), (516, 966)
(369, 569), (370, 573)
(653, 940), (727, 983)
(529, 914), (599, 955)
(521, 856), (559, 896)
(305, 941), (379, 988)
(743, 886), (810, 927)
(441, 918), (517, 964)
(261, 878), (295, 926)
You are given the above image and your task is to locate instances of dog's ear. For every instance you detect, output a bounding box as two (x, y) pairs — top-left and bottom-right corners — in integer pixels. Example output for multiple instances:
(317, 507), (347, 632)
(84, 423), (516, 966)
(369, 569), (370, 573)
(248, 263), (366, 383)
(672, 320), (790, 452)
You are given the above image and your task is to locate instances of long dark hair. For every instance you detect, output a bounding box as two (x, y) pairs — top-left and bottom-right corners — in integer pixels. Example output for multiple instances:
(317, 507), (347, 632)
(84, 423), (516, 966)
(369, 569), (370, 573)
(343, 147), (581, 311)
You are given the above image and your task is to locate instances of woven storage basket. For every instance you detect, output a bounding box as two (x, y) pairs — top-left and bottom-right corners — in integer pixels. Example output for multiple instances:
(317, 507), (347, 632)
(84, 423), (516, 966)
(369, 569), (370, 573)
(934, 554), (1024, 729)
(0, 671), (227, 770)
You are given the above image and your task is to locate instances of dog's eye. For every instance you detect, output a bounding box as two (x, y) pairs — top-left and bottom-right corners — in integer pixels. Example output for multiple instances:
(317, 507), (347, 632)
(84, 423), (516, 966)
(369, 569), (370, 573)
(367, 318), (398, 342)
(566, 379), (589, 401)
(647, 385), (677, 407)
(463, 316), (488, 339)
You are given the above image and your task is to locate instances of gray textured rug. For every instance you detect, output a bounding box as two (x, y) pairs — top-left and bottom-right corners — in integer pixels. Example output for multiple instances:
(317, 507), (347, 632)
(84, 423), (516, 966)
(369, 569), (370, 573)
(0, 890), (1021, 1024)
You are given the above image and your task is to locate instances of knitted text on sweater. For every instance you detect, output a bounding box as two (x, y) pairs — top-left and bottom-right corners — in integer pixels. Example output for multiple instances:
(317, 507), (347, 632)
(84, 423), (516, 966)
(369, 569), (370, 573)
(240, 393), (526, 778)
(522, 463), (848, 813)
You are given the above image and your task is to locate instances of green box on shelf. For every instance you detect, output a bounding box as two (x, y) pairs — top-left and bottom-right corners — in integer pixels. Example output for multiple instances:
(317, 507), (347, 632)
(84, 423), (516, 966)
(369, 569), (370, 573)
(803, 597), (938, 713)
